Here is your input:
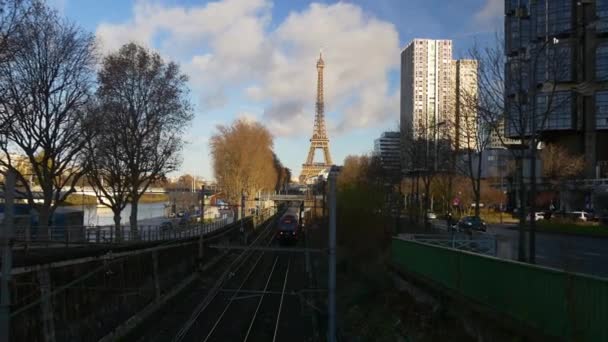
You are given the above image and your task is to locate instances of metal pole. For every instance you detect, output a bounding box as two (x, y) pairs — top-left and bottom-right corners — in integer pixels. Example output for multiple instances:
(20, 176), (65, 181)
(199, 185), (205, 259)
(1, 169), (16, 342)
(241, 191), (246, 244)
(327, 167), (338, 342)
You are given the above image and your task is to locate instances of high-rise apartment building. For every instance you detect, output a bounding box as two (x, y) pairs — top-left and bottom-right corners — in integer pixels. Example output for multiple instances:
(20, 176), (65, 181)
(453, 59), (479, 151)
(400, 39), (454, 141)
(400, 39), (479, 175)
(505, 0), (608, 179)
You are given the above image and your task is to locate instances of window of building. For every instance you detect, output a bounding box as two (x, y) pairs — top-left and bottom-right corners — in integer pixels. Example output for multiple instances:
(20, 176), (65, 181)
(536, 92), (572, 130)
(536, 42), (572, 82)
(597, 91), (608, 129)
(506, 16), (530, 53)
(597, 43), (608, 81)
(598, 0), (608, 33)
(535, 0), (572, 37)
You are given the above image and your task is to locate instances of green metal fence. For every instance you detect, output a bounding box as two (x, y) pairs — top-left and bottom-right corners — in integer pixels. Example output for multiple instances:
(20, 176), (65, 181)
(391, 237), (608, 341)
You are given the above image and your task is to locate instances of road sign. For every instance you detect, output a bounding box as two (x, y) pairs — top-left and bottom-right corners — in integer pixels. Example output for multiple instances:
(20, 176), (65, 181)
(452, 197), (460, 207)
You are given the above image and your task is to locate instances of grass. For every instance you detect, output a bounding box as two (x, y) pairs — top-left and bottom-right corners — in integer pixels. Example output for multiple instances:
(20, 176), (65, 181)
(140, 193), (169, 203)
(62, 194), (98, 206)
(479, 211), (519, 224)
(62, 193), (169, 206)
(536, 220), (608, 237)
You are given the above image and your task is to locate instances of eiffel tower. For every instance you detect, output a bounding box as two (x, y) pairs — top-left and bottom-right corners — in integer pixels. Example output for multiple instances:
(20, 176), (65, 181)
(299, 52), (333, 183)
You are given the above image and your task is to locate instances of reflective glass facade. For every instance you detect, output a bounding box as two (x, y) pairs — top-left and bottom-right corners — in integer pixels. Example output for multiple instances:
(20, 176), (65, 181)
(536, 92), (573, 130)
(598, 0), (608, 33)
(534, 0), (572, 37)
(597, 43), (608, 81)
(536, 42), (572, 82)
(597, 91), (608, 129)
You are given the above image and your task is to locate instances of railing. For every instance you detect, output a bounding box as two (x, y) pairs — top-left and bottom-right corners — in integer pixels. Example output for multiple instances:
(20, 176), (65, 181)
(12, 216), (235, 247)
(259, 194), (306, 201)
(392, 237), (608, 341)
(399, 232), (497, 256)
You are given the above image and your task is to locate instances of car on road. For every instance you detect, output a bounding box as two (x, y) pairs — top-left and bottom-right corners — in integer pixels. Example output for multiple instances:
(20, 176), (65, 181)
(160, 221), (173, 231)
(568, 211), (592, 222)
(178, 217), (189, 227)
(426, 212), (437, 220)
(528, 212), (545, 221)
(455, 216), (487, 232)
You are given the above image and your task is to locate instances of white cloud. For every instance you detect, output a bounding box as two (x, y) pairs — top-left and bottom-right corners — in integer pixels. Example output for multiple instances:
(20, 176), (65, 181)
(96, 0), (400, 137)
(474, 0), (503, 30)
(236, 111), (258, 123)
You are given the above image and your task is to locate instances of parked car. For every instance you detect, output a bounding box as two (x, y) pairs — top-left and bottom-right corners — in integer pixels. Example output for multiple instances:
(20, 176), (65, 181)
(178, 217), (189, 227)
(528, 212), (545, 221)
(567, 211), (592, 222)
(160, 221), (173, 231)
(455, 216), (487, 232)
(426, 212), (437, 220)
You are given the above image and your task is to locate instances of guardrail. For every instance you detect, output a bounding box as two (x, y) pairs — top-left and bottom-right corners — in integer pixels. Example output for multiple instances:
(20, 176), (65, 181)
(392, 237), (608, 341)
(12, 216), (235, 247)
(399, 232), (497, 256)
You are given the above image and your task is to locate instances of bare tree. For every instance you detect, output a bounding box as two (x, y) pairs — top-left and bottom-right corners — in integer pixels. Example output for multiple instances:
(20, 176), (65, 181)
(0, 3), (97, 238)
(453, 70), (494, 217)
(272, 153), (291, 193)
(401, 129), (437, 228)
(470, 31), (572, 262)
(85, 104), (130, 238)
(210, 119), (278, 207)
(540, 143), (584, 197)
(0, 0), (29, 65)
(94, 43), (193, 236)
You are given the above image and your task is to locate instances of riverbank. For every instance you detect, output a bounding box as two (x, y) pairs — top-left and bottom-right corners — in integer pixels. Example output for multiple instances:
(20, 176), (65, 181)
(62, 193), (169, 206)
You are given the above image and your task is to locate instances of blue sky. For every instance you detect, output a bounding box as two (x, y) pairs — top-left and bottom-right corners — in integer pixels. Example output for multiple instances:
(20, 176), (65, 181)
(52, 0), (502, 181)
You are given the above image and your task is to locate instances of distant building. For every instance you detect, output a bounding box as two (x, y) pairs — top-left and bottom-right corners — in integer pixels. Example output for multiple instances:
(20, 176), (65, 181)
(488, 121), (521, 149)
(453, 59), (478, 151)
(400, 39), (454, 141)
(374, 131), (401, 179)
(468, 149), (514, 180)
(504, 0), (608, 178)
(400, 38), (480, 175)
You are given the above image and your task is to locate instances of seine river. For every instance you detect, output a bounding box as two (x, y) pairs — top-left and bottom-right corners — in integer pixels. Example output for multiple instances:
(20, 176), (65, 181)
(71, 202), (168, 226)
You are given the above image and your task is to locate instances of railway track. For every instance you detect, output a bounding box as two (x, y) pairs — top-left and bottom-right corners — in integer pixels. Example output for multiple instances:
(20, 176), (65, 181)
(172, 217), (279, 342)
(132, 209), (315, 342)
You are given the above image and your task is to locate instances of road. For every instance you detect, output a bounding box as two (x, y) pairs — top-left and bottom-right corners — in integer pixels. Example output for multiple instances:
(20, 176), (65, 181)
(487, 224), (608, 278)
(429, 219), (608, 278)
(129, 215), (319, 342)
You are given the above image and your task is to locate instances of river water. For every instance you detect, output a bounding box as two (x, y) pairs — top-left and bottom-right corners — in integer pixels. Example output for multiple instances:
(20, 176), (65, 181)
(74, 202), (168, 226)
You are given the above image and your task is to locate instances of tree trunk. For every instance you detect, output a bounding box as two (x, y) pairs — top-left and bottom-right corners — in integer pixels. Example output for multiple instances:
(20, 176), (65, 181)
(517, 155), (527, 262)
(474, 151), (483, 218)
(130, 198), (139, 239)
(529, 142), (537, 264)
(38, 205), (51, 241)
(423, 178), (431, 229)
(113, 211), (122, 242)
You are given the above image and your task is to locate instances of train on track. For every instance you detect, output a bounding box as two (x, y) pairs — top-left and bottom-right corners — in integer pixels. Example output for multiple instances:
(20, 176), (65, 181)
(276, 205), (302, 245)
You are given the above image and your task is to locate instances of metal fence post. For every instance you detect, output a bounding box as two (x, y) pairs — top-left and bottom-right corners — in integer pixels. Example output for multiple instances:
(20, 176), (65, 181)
(38, 268), (56, 342)
(152, 251), (161, 301)
(1, 169), (15, 342)
(328, 166), (338, 342)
